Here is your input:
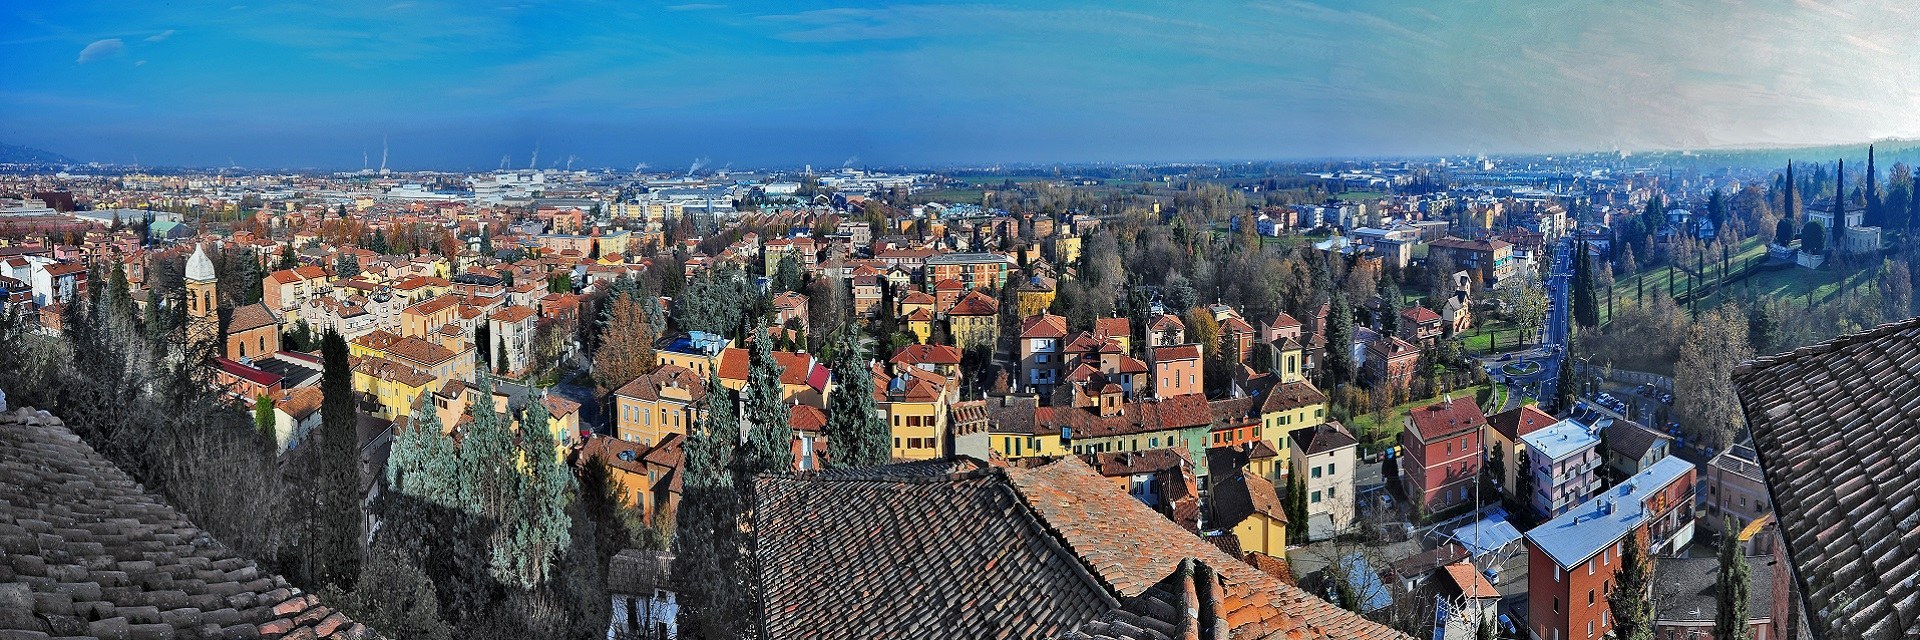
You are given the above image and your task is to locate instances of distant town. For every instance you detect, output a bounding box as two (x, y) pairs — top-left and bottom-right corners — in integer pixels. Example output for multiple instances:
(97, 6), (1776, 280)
(2, 144), (1917, 640)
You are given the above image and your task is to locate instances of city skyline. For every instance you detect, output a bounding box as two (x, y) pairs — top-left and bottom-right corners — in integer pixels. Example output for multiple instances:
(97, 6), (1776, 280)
(5, 0), (1919, 169)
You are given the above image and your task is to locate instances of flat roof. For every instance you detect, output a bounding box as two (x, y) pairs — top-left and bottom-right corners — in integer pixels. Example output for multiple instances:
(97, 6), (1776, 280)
(1519, 419), (1599, 461)
(1524, 455), (1693, 568)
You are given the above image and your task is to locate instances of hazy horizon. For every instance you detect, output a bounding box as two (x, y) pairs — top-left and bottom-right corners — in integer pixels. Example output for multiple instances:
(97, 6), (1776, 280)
(6, 1), (1918, 170)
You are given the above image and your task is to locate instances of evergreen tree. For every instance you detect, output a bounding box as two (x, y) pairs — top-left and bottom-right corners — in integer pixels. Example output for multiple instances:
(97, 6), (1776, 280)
(254, 394), (275, 435)
(1865, 145), (1880, 227)
(1573, 240), (1599, 329)
(738, 321), (793, 475)
(1608, 532), (1654, 640)
(503, 394), (572, 589)
(1801, 221), (1826, 255)
(335, 252), (361, 279)
(1285, 471), (1308, 544)
(458, 375), (526, 585)
(822, 330), (888, 469)
(673, 372), (748, 640)
(1715, 519), (1752, 640)
(314, 329), (363, 588)
(1555, 346), (1577, 410)
(1325, 290), (1355, 385)
(1512, 448), (1534, 521)
(772, 253), (804, 293)
(329, 545), (454, 640)
(278, 244), (299, 270)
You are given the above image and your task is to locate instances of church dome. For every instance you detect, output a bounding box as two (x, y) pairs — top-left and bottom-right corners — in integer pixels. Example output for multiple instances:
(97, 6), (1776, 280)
(186, 243), (217, 283)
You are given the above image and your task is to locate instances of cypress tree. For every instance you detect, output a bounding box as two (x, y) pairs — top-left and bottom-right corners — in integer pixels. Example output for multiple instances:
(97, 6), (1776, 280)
(1866, 145), (1880, 227)
(822, 330), (888, 469)
(673, 372), (747, 640)
(737, 321), (793, 475)
(1608, 532), (1654, 640)
(504, 394), (572, 589)
(315, 329), (363, 588)
(457, 375), (523, 584)
(1715, 518), (1752, 640)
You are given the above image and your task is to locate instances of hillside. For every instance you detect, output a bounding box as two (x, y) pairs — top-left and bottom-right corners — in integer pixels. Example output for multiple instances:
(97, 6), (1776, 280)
(0, 142), (77, 164)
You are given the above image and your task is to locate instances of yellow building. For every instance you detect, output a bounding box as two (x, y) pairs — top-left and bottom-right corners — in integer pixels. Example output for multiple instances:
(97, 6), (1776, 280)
(612, 365), (707, 447)
(1014, 276), (1058, 319)
(1215, 471), (1289, 559)
(715, 348), (832, 410)
(875, 365), (949, 461)
(352, 355), (436, 422)
(1049, 234), (1083, 266)
(946, 290), (1000, 351)
(1255, 342), (1330, 462)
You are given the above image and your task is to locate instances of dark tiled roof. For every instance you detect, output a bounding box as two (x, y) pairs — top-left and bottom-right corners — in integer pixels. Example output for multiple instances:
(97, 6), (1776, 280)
(1210, 470), (1288, 529)
(0, 408), (380, 639)
(753, 467), (1119, 639)
(228, 302), (279, 333)
(1602, 418), (1671, 461)
(1291, 421), (1358, 456)
(1731, 316), (1920, 640)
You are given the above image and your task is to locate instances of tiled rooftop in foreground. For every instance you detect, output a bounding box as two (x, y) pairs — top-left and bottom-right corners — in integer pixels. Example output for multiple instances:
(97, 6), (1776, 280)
(1733, 315), (1920, 640)
(0, 407), (379, 639)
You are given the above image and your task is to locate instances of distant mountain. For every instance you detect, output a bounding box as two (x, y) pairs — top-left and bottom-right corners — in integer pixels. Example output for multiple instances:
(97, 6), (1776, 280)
(0, 142), (77, 165)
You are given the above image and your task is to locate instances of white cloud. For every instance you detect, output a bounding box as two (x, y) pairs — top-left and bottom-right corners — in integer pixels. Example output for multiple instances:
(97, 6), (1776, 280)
(145, 29), (175, 42)
(667, 3), (725, 10)
(76, 39), (125, 64)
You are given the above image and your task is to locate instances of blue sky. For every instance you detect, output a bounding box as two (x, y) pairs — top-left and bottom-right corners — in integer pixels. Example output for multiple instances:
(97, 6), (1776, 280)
(3, 0), (1917, 169)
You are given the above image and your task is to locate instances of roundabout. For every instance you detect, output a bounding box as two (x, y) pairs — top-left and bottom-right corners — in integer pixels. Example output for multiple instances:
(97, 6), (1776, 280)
(1500, 360), (1541, 377)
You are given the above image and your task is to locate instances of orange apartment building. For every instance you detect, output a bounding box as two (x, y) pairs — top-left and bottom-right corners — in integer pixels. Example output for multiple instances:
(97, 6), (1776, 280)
(1524, 456), (1697, 640)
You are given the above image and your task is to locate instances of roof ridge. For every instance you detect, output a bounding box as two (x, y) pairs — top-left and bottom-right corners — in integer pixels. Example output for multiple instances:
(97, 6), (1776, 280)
(1733, 314), (1920, 379)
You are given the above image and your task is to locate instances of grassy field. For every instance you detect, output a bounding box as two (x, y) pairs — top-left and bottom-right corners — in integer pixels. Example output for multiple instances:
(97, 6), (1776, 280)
(1458, 320), (1532, 354)
(1598, 236), (1875, 324)
(1348, 384), (1491, 450)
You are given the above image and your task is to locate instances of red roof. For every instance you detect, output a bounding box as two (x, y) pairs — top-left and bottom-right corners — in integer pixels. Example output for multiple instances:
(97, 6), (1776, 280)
(1152, 344), (1201, 361)
(1487, 404), (1554, 441)
(890, 343), (961, 366)
(1019, 313), (1069, 339)
(1407, 397), (1487, 442)
(214, 357), (282, 387)
(1400, 305), (1441, 324)
(789, 404), (827, 433)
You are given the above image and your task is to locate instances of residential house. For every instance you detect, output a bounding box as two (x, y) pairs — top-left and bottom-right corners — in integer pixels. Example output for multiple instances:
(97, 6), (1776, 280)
(1014, 275), (1057, 318)
(1703, 442), (1770, 537)
(654, 330), (729, 378)
(1427, 237), (1516, 289)
(1486, 405), (1555, 501)
(1402, 397), (1488, 514)
(1017, 313), (1068, 396)
(486, 305), (537, 375)
(1210, 470), (1290, 558)
(1290, 421), (1359, 540)
(1148, 343), (1203, 399)
(1600, 418), (1672, 479)
(715, 348), (832, 409)
(1523, 456), (1696, 640)
(946, 289), (999, 351)
(1398, 305), (1443, 346)
(264, 265), (330, 314)
(1364, 335), (1420, 392)
(613, 364), (707, 447)
(923, 252), (1015, 291)
(1519, 420), (1602, 520)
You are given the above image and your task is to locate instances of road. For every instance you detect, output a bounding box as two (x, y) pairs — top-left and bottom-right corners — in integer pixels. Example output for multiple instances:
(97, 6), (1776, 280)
(1482, 236), (1574, 412)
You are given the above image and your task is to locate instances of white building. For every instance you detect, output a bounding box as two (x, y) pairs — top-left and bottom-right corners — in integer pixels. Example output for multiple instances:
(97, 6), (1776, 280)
(1289, 421), (1359, 541)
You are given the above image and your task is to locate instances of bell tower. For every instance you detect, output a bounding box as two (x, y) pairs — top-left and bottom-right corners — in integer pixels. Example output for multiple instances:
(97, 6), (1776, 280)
(185, 243), (218, 344)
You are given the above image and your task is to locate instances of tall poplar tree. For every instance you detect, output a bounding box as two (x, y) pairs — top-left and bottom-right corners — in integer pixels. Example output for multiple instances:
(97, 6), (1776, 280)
(823, 331), (888, 469)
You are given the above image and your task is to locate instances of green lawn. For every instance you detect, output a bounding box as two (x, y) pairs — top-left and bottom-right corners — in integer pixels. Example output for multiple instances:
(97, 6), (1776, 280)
(1600, 236), (1876, 322)
(1604, 237), (1767, 314)
(1458, 320), (1531, 354)
(1348, 384), (1491, 450)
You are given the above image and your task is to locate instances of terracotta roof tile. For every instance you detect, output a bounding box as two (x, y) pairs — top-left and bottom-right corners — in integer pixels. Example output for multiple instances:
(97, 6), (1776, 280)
(1732, 316), (1920, 640)
(1406, 397), (1486, 442)
(0, 408), (381, 639)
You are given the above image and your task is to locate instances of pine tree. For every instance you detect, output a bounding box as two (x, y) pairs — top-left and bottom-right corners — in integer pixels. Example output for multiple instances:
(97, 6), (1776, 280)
(1608, 532), (1654, 640)
(335, 252), (361, 279)
(314, 329), (363, 588)
(772, 253), (804, 293)
(1865, 145), (1880, 227)
(1715, 518), (1752, 640)
(673, 372), (748, 640)
(823, 330), (887, 469)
